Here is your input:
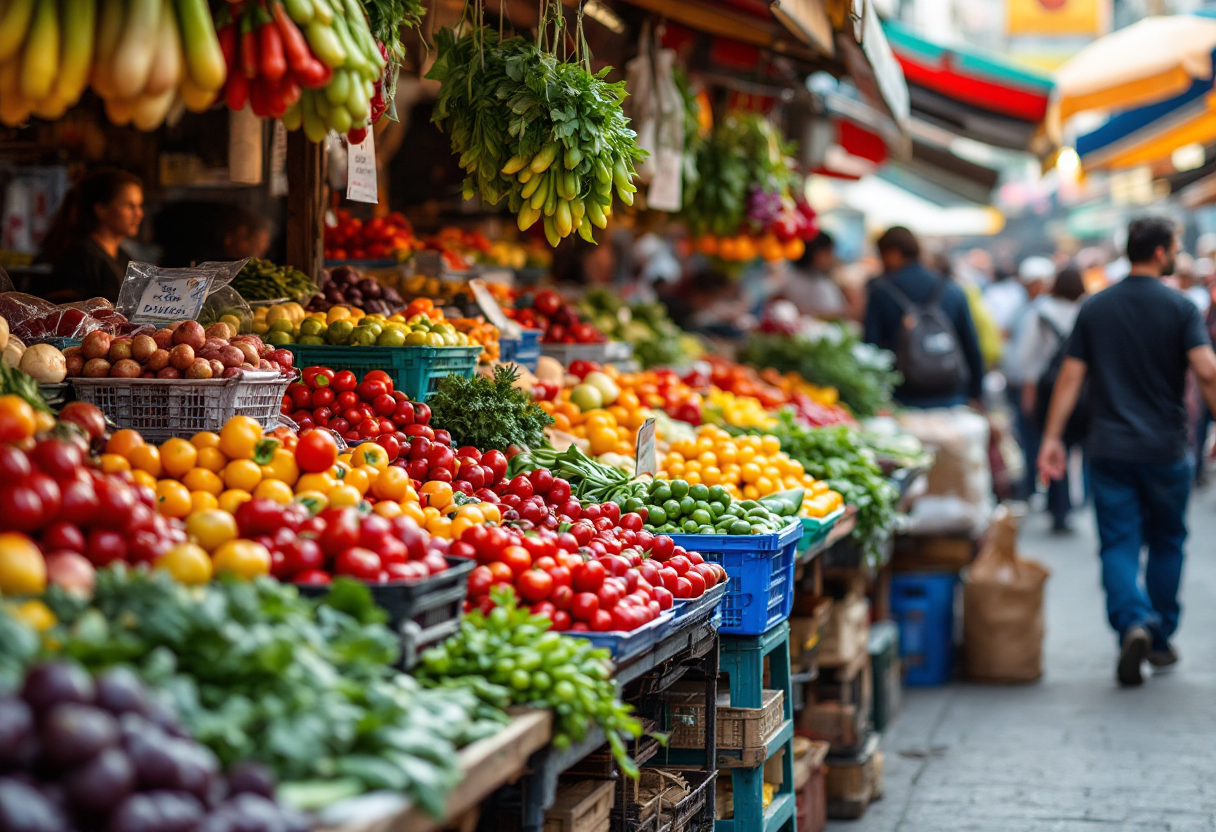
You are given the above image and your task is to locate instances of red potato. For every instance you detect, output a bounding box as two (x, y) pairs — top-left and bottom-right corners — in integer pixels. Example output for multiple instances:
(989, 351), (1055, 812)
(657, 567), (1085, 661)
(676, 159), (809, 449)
(64, 355), (84, 376)
(169, 344), (195, 371)
(145, 349), (170, 372)
(82, 358), (111, 378)
(81, 331), (112, 360)
(130, 334), (157, 362)
(173, 320), (206, 350)
(109, 359), (141, 378)
(219, 346), (244, 368)
(157, 366), (181, 379)
(152, 329), (174, 350)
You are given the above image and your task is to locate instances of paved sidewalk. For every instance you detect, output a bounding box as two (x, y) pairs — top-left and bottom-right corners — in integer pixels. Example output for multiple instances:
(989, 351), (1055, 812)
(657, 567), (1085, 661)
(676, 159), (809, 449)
(831, 489), (1216, 832)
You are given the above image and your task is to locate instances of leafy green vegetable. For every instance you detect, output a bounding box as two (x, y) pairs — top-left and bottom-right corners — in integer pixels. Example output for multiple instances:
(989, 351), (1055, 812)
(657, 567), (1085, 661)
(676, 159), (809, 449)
(7, 568), (506, 816)
(735, 413), (898, 564)
(428, 364), (553, 452)
(740, 326), (900, 418)
(427, 14), (644, 246)
(416, 587), (644, 776)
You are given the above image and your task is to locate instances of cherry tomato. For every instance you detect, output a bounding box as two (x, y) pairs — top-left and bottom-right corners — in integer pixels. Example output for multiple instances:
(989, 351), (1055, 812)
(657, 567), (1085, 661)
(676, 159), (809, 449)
(518, 568), (554, 603)
(500, 545), (532, 577)
(312, 387), (335, 407)
(332, 370), (357, 392)
(571, 592), (599, 622)
(295, 429), (339, 473)
(335, 547), (382, 580)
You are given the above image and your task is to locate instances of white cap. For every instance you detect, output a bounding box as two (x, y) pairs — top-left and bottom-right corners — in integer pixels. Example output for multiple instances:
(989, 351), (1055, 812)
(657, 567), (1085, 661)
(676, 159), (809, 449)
(1018, 256), (1055, 284)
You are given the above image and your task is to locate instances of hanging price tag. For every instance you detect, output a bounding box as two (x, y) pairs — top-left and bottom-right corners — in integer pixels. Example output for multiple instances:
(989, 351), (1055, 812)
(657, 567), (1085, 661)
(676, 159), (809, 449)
(131, 275), (212, 325)
(346, 132), (378, 204)
(469, 278), (521, 337)
(635, 417), (657, 477)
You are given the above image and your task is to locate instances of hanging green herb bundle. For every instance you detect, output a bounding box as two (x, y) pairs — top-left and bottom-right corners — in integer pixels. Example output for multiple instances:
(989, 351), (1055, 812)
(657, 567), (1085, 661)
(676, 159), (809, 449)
(427, 4), (645, 246)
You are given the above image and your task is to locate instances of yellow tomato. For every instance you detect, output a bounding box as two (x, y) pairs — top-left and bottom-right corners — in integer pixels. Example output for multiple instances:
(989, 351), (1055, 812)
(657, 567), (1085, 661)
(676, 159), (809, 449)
(185, 510), (238, 552)
(296, 472), (337, 493)
(191, 431), (221, 450)
(130, 470), (158, 490)
(159, 438), (198, 479)
(212, 540), (271, 580)
(156, 480), (193, 518)
(350, 443), (389, 471)
(99, 453), (131, 474)
(373, 501), (403, 519)
(182, 467), (224, 496)
(0, 532), (46, 595)
(222, 459), (263, 492)
(128, 444), (162, 478)
(400, 502), (426, 525)
(454, 505), (486, 523)
(190, 491), (219, 513)
(343, 467), (373, 496)
(218, 416), (263, 460)
(292, 491), (329, 514)
(449, 516), (477, 538)
(425, 516), (452, 538)
(196, 447), (228, 473)
(218, 489), (253, 514)
(105, 429), (144, 457)
(420, 481), (453, 510)
(328, 484), (362, 508)
(10, 600), (55, 631)
(156, 543), (213, 585)
(480, 503), (501, 524)
(254, 479), (295, 503)
(260, 448), (300, 487)
(371, 467), (411, 501)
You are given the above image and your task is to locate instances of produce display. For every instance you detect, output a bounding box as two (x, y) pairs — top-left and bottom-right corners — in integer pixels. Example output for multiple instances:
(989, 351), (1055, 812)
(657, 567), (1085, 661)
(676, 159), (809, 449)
(233, 258), (317, 302)
(324, 211), (418, 262)
(284, 308), (468, 348)
(427, 15), (643, 246)
(307, 265), (406, 315)
(62, 322), (293, 380)
(0, 0), (226, 129)
(509, 289), (606, 344)
(426, 365), (553, 453)
(0, 659), (309, 832)
(578, 290), (701, 369)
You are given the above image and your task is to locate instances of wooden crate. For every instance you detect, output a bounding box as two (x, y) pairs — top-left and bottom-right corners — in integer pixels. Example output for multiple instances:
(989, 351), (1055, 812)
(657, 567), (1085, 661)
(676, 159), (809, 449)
(795, 739), (830, 832)
(667, 687), (784, 763)
(543, 779), (615, 832)
(825, 734), (882, 820)
(819, 597), (870, 668)
(812, 651), (872, 709)
(892, 534), (977, 573)
(797, 701), (868, 754)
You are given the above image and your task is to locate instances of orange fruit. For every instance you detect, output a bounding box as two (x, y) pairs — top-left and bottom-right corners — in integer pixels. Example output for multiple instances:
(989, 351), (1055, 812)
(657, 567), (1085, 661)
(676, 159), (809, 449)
(105, 429), (145, 457)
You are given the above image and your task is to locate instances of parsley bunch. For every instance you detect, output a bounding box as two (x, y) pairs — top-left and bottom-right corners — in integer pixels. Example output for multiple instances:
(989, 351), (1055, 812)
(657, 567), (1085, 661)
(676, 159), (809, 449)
(428, 365), (554, 452)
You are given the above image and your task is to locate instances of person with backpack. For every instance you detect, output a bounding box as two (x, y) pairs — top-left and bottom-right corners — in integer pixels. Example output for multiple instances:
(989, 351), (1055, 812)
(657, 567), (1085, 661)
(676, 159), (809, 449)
(1039, 216), (1216, 686)
(864, 227), (986, 408)
(1011, 267), (1087, 531)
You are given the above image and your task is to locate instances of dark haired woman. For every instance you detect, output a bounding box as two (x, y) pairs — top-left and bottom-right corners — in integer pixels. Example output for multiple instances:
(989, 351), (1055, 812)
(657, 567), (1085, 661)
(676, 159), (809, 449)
(37, 169), (144, 302)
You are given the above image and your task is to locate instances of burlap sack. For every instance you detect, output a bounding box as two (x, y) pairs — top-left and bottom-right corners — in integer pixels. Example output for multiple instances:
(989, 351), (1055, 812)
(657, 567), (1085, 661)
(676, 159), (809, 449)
(962, 506), (1050, 682)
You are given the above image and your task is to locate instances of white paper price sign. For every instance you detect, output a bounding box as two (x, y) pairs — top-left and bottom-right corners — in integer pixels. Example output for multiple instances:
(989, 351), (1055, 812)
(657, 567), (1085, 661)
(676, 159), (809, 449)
(132, 276), (212, 325)
(346, 132), (378, 204)
(634, 417), (657, 477)
(469, 278), (521, 337)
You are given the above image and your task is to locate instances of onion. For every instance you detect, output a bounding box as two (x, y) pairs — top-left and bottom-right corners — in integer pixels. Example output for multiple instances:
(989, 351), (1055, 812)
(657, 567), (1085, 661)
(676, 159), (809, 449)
(19, 344), (67, 383)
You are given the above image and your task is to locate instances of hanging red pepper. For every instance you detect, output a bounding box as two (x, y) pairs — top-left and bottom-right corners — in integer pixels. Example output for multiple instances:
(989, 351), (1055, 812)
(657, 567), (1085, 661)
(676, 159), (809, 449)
(241, 16), (259, 80)
(249, 76), (271, 117)
(258, 11), (287, 82)
(225, 71), (250, 111)
(218, 23), (238, 74)
(272, 2), (313, 74)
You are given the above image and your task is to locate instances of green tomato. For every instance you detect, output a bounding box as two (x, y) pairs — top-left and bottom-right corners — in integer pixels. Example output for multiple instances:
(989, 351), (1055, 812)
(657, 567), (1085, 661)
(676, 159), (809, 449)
(669, 479), (690, 500)
(646, 506), (668, 525)
(689, 483), (709, 501)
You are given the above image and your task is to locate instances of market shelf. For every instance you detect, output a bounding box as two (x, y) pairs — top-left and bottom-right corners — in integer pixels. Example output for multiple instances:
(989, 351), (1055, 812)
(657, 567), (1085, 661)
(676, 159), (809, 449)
(799, 507), (857, 565)
(714, 790), (797, 832)
(657, 717), (793, 769)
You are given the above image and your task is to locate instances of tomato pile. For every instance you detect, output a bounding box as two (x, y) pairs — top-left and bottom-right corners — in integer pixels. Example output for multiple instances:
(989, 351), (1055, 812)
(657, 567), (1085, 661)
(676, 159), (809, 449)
(508, 290), (605, 345)
(324, 211), (417, 262)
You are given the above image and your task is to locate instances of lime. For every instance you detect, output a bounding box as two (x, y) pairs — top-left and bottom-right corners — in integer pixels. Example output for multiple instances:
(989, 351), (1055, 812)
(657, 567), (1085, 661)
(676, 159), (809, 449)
(326, 320), (355, 345)
(266, 330), (294, 346)
(625, 497), (645, 513)
(708, 485), (729, 503)
(647, 506), (668, 525)
(690, 509), (713, 526)
(694, 500), (711, 514)
(269, 318), (294, 333)
(678, 496), (696, 515)
(709, 502), (726, 518)
(651, 483), (672, 503)
(689, 483), (710, 501)
(698, 525), (715, 534)
(729, 519), (752, 535)
(682, 519), (699, 533)
(663, 499), (682, 519)
(669, 479), (690, 500)
(299, 318), (325, 337)
(376, 328), (406, 347)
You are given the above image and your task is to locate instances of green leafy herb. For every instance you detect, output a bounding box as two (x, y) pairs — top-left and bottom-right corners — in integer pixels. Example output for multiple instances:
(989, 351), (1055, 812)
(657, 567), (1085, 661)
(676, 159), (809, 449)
(428, 364), (553, 451)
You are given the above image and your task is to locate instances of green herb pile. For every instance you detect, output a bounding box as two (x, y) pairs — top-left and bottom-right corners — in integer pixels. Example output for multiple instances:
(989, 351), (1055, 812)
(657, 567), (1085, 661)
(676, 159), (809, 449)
(427, 8), (644, 247)
(416, 587), (644, 775)
(429, 364), (553, 451)
(740, 325), (900, 418)
(231, 257), (317, 302)
(4, 569), (506, 816)
(739, 414), (898, 564)
(681, 112), (797, 238)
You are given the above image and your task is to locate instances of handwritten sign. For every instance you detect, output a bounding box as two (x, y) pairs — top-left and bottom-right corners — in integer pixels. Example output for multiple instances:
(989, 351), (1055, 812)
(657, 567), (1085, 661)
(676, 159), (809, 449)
(346, 132), (378, 204)
(634, 417), (657, 477)
(131, 276), (211, 325)
(469, 278), (521, 337)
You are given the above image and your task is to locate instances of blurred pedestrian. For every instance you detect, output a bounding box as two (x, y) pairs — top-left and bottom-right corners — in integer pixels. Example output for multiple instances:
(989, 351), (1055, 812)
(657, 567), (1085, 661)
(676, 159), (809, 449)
(781, 232), (847, 318)
(864, 227), (985, 408)
(1038, 216), (1216, 686)
(1015, 267), (1086, 530)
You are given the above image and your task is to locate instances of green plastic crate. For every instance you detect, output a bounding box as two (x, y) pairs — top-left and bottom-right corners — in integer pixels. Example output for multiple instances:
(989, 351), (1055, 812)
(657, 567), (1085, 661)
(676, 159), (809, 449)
(284, 344), (481, 401)
(798, 505), (847, 553)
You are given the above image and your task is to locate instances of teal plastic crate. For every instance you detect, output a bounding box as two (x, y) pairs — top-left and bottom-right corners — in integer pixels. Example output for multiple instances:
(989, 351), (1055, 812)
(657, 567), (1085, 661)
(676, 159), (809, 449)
(798, 505), (847, 553)
(284, 344), (480, 401)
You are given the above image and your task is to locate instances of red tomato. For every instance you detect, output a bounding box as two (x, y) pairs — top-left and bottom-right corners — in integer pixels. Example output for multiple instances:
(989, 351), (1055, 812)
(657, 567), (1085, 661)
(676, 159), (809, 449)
(571, 592), (599, 622)
(316, 508), (361, 557)
(296, 429), (339, 473)
(335, 547), (382, 580)
(312, 387), (335, 407)
(0, 485), (43, 532)
(572, 559), (606, 593)
(500, 545), (532, 577)
(290, 386), (312, 409)
(357, 380), (388, 402)
(332, 370), (357, 392)
(517, 568), (554, 603)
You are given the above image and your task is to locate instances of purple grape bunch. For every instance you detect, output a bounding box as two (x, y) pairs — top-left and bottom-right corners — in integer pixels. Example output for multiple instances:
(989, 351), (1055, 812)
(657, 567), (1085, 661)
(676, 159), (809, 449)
(0, 663), (308, 832)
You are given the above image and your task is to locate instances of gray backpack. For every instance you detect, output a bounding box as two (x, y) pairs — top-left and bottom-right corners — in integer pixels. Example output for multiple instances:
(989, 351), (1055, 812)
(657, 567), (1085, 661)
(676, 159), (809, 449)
(884, 279), (968, 398)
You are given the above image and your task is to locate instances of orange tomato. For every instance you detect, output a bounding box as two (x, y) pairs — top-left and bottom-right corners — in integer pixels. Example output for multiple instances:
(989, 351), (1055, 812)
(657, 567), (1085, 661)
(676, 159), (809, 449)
(0, 395), (37, 443)
(106, 429), (145, 458)
(155, 480), (193, 518)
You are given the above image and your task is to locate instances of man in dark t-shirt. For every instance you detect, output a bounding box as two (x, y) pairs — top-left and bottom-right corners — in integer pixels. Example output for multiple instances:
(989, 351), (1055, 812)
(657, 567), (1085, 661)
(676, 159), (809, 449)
(1039, 216), (1216, 686)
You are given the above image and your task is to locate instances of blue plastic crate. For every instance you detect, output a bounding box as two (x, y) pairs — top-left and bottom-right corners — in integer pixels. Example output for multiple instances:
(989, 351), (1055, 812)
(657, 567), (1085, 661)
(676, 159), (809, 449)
(889, 572), (957, 686)
(498, 335), (521, 364)
(666, 520), (802, 636)
(514, 328), (542, 371)
(560, 609), (673, 662)
(671, 581), (727, 621)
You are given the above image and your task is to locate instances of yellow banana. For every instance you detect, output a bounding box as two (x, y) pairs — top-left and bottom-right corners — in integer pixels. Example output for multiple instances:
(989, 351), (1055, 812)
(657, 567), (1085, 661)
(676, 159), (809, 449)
(0, 0), (35, 63)
(38, 0), (95, 115)
(21, 0), (60, 103)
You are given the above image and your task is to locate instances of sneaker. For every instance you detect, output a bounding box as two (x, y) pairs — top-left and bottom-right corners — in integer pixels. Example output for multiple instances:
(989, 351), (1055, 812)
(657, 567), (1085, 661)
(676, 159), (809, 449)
(1117, 626), (1150, 686)
(1148, 644), (1179, 670)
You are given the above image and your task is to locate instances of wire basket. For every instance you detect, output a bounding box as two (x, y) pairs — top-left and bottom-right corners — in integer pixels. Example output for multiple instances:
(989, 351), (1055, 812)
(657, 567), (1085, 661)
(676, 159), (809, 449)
(70, 371), (291, 442)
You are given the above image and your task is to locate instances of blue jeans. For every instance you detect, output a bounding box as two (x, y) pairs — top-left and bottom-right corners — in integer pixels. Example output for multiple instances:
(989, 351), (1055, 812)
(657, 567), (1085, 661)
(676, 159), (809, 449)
(1090, 458), (1191, 648)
